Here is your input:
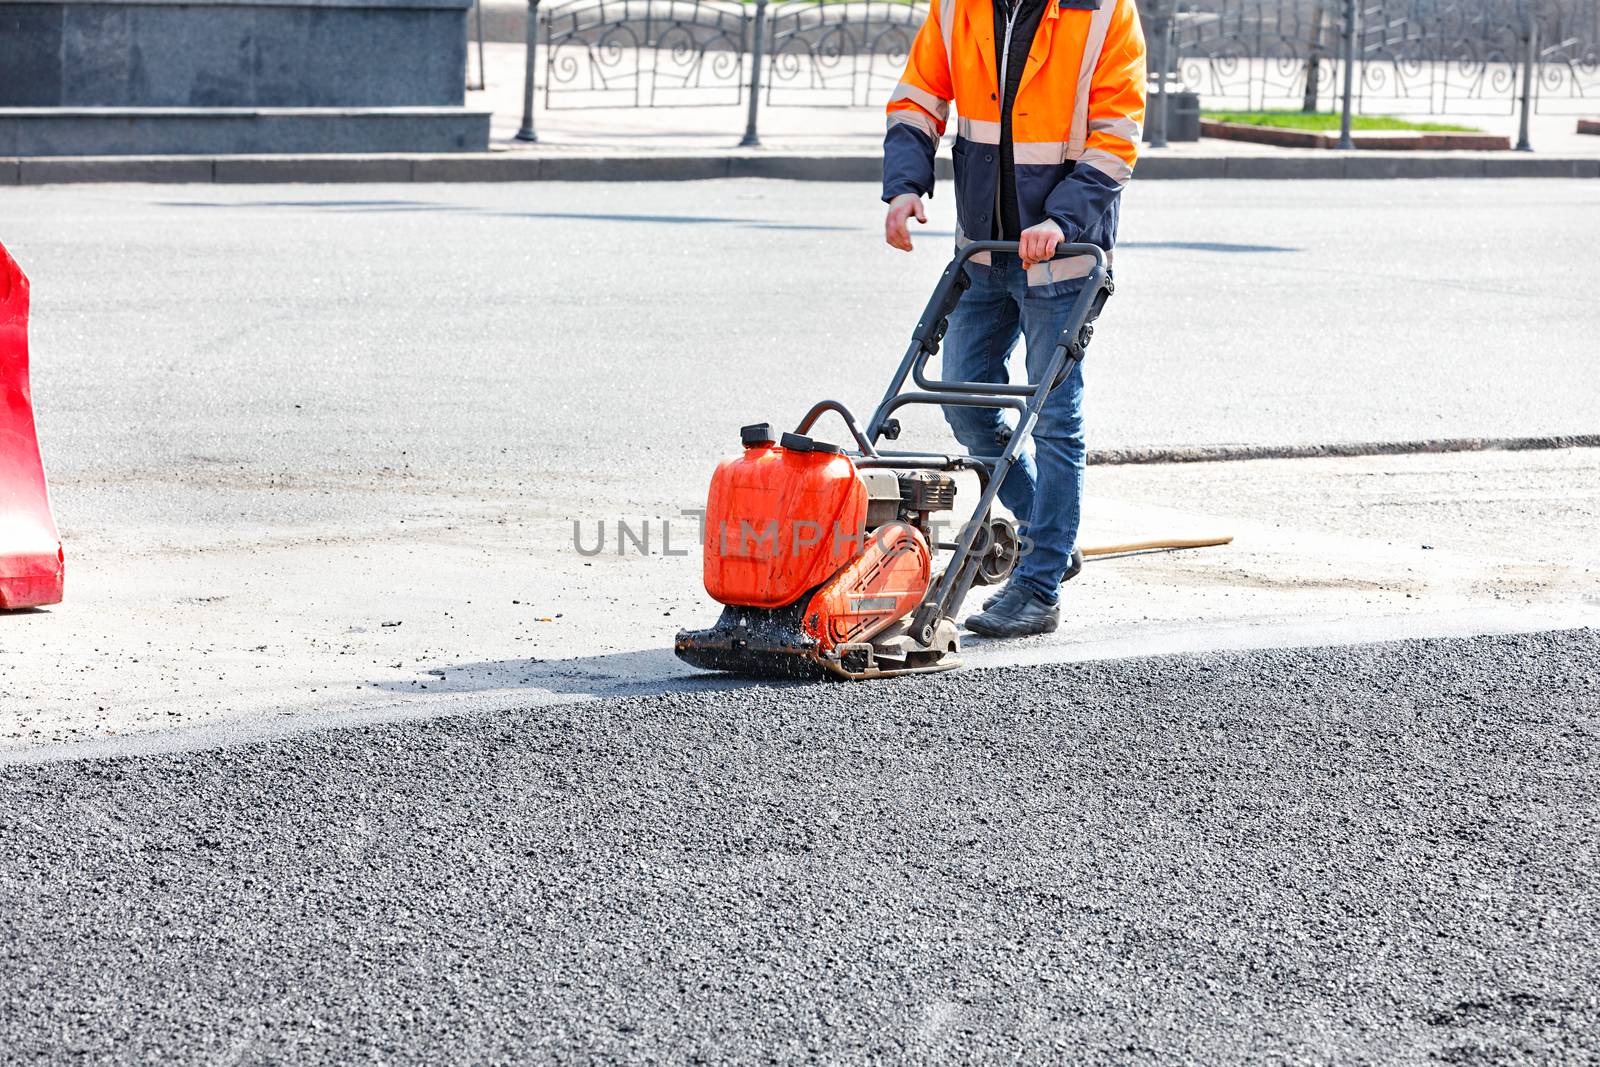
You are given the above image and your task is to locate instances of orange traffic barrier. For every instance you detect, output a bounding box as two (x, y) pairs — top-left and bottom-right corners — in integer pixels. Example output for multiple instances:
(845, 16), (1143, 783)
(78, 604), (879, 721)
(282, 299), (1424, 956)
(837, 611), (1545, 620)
(0, 240), (64, 609)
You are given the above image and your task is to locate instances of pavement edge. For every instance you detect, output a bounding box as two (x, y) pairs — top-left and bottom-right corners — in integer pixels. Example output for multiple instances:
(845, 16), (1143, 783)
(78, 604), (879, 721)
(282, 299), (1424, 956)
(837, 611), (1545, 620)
(5, 152), (1600, 184)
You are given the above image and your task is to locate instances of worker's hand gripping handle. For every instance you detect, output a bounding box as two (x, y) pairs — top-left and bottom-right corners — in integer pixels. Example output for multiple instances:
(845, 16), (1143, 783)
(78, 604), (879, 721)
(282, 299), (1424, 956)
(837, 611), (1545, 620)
(955, 240), (1108, 270)
(911, 242), (1108, 355)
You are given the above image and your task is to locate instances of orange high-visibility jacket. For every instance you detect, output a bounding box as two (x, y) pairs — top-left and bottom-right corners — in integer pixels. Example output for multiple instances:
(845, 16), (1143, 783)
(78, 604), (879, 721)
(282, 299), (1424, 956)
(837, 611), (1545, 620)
(884, 0), (1146, 292)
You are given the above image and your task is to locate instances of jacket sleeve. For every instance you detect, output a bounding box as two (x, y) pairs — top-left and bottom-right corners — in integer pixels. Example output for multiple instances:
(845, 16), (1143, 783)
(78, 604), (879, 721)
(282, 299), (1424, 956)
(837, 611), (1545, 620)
(1043, 0), (1147, 238)
(882, 2), (954, 203)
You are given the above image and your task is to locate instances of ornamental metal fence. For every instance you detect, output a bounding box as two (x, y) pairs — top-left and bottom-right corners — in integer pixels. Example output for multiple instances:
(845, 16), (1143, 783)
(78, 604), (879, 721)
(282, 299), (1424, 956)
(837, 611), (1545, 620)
(1354, 0), (1527, 114)
(510, 0), (1600, 149)
(1532, 0), (1600, 111)
(540, 0), (751, 108)
(763, 0), (926, 106)
(1161, 0), (1345, 112)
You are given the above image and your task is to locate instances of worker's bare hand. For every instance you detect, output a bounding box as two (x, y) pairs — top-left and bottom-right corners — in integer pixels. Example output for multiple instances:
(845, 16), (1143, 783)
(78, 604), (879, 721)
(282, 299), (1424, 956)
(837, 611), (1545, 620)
(884, 193), (927, 252)
(1019, 218), (1066, 269)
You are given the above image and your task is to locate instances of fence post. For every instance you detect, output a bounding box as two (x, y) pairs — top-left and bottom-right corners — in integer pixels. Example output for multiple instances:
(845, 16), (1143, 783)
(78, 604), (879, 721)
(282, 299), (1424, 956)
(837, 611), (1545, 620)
(1147, 0), (1171, 148)
(1516, 1), (1537, 152)
(1302, 0), (1326, 112)
(515, 0), (542, 142)
(740, 0), (770, 147)
(1336, 0), (1356, 149)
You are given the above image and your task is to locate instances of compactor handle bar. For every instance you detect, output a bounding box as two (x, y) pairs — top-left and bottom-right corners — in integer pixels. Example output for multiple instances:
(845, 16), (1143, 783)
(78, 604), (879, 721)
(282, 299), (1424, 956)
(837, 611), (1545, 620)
(910, 240), (1106, 356)
(959, 239), (1107, 266)
(790, 239), (1113, 643)
(795, 240), (1111, 460)
(886, 239), (1111, 435)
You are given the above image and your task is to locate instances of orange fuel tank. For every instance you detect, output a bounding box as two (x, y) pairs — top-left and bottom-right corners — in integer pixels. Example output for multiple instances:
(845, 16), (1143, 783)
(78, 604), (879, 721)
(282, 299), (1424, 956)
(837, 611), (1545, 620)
(702, 429), (867, 609)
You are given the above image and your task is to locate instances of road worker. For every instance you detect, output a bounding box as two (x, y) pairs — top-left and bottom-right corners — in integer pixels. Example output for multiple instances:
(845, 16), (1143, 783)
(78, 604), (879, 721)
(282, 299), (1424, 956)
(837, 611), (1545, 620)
(883, 0), (1146, 637)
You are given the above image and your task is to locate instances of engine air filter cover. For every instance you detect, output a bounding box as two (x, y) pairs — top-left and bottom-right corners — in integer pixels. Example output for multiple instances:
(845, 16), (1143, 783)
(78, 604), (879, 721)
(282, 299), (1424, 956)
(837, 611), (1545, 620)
(898, 471), (957, 512)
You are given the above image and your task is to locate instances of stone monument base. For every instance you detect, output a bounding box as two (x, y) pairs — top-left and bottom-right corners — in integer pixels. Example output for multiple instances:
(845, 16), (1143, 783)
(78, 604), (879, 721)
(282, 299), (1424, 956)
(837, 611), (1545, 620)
(0, 0), (485, 154)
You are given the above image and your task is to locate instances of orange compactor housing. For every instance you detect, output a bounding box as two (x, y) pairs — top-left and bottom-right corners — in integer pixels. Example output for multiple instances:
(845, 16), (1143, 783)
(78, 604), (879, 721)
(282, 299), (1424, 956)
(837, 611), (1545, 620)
(680, 423), (938, 677)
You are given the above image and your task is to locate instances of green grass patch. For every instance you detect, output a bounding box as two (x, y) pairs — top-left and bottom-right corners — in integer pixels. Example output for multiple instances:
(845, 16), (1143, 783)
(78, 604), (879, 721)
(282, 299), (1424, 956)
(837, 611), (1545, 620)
(1203, 109), (1482, 133)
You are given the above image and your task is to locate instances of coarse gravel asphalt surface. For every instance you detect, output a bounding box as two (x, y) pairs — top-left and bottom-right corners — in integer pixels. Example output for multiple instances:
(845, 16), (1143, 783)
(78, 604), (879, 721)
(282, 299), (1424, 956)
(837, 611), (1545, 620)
(3, 628), (1597, 1064)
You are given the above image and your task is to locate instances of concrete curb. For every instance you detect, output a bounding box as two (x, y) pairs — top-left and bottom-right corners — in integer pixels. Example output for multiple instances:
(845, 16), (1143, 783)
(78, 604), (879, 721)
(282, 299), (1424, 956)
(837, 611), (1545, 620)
(1089, 433), (1600, 466)
(4, 151), (1600, 184)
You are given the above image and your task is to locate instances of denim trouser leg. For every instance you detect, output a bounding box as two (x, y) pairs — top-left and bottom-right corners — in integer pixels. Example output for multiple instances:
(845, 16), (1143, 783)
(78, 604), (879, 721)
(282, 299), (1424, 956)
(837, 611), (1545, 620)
(939, 256), (1087, 606)
(938, 264), (1036, 524)
(1016, 303), (1086, 604)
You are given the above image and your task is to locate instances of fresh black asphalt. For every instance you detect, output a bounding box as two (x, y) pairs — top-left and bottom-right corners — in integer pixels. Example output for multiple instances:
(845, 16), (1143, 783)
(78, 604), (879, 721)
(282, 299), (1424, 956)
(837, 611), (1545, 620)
(2, 629), (1597, 1064)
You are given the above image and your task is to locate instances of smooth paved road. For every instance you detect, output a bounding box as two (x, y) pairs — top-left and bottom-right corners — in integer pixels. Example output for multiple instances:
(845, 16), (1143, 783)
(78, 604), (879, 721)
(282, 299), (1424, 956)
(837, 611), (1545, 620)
(3, 178), (1597, 545)
(2, 629), (1597, 1064)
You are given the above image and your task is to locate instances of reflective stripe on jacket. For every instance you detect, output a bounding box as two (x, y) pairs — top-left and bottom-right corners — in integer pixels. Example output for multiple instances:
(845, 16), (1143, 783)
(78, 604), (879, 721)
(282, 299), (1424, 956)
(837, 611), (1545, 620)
(883, 0), (1146, 294)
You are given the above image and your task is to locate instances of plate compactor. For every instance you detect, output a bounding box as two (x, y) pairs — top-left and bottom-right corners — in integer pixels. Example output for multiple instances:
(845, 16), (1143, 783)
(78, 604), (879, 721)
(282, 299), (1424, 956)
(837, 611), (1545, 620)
(675, 240), (1112, 680)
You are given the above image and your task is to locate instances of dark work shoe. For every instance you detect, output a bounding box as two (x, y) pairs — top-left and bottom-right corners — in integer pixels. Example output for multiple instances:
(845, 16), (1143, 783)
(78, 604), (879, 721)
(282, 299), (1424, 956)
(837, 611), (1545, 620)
(964, 584), (1060, 638)
(981, 547), (1084, 611)
(980, 582), (1013, 613)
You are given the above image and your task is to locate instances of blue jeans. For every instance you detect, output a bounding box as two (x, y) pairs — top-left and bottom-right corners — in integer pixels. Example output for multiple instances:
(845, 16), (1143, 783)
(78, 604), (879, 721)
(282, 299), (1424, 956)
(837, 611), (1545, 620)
(940, 254), (1087, 605)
